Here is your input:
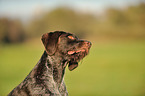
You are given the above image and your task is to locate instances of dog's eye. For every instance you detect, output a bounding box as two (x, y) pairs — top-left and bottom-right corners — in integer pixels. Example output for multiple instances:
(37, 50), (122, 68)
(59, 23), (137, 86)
(68, 36), (75, 40)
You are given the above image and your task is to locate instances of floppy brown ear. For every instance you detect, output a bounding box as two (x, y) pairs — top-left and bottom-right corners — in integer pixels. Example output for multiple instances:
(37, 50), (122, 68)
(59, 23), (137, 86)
(41, 32), (62, 55)
(68, 62), (78, 71)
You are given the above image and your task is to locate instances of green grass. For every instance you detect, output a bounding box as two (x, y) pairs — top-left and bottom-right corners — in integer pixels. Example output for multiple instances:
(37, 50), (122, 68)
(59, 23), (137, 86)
(0, 40), (145, 96)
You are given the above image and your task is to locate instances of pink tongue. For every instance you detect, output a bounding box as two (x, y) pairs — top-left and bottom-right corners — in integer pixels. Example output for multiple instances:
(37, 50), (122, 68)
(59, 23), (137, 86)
(68, 51), (75, 55)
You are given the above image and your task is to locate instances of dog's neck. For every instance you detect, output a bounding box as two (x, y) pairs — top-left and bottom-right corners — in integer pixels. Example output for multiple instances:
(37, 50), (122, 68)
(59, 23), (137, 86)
(33, 51), (67, 86)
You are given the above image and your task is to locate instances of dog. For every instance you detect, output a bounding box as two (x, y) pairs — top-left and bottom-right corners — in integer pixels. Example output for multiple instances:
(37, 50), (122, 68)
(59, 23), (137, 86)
(8, 31), (91, 96)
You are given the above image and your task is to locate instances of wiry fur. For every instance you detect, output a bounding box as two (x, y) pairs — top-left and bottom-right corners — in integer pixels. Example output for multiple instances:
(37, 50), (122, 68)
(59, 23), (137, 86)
(8, 31), (91, 96)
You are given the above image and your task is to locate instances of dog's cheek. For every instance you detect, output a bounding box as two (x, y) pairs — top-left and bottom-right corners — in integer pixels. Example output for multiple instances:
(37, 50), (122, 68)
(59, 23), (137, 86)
(58, 46), (68, 55)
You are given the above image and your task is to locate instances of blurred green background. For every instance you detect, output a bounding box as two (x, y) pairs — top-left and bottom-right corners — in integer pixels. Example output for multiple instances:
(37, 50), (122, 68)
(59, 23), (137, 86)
(0, 0), (145, 96)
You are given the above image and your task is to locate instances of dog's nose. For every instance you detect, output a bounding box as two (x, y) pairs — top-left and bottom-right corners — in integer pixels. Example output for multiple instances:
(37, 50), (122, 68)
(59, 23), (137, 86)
(84, 41), (92, 47)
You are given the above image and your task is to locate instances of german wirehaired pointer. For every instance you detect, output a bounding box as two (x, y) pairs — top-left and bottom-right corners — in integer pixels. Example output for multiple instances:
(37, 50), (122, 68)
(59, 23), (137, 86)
(8, 31), (91, 96)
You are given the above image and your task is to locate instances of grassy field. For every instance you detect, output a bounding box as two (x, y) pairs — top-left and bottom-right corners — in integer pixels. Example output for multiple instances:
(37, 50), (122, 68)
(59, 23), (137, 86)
(0, 40), (145, 96)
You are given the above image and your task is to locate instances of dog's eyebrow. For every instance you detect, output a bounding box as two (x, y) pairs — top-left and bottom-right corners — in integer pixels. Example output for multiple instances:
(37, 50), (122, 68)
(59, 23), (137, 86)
(65, 33), (72, 37)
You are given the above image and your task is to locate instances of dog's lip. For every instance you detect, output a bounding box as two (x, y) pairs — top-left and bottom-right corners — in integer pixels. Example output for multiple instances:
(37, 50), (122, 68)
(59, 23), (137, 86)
(68, 51), (75, 55)
(67, 49), (86, 55)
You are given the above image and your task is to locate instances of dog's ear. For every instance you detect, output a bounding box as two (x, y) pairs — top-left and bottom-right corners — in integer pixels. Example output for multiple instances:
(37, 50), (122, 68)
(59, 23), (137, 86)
(68, 62), (78, 71)
(41, 32), (62, 55)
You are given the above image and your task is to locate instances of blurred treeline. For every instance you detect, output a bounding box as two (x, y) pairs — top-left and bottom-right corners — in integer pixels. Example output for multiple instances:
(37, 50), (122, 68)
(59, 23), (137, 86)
(0, 3), (145, 43)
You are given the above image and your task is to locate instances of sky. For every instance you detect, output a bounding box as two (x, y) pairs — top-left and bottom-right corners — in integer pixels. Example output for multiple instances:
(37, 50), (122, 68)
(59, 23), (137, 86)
(0, 0), (144, 22)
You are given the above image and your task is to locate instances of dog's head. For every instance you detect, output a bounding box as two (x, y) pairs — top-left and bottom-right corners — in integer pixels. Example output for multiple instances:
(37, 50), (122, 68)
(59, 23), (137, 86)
(41, 31), (91, 71)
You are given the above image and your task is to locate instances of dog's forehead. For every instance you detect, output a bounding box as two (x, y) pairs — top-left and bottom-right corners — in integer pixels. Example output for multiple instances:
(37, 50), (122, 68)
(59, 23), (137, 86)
(60, 32), (71, 36)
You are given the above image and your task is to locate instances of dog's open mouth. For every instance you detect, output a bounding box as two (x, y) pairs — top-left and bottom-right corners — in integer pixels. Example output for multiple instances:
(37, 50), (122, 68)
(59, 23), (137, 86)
(67, 48), (89, 71)
(67, 48), (88, 61)
(67, 47), (89, 55)
(68, 49), (86, 55)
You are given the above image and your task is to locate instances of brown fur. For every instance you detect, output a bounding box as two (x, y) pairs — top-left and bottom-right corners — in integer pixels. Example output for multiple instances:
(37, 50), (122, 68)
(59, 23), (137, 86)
(8, 31), (91, 96)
